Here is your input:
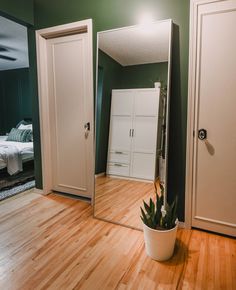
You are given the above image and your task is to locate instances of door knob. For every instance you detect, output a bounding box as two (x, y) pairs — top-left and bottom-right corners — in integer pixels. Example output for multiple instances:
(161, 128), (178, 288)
(84, 122), (90, 131)
(84, 122), (90, 138)
(198, 128), (207, 140)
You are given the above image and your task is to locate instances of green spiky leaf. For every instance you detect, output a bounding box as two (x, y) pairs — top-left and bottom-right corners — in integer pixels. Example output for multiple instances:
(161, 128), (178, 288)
(140, 183), (178, 230)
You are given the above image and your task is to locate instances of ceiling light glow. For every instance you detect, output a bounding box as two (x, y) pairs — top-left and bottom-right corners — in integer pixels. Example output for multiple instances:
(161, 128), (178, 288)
(138, 13), (155, 25)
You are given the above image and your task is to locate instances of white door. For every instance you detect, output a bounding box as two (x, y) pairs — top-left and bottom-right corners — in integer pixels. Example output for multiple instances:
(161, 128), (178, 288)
(131, 90), (159, 180)
(47, 33), (93, 197)
(108, 116), (132, 152)
(131, 117), (157, 180)
(111, 90), (133, 116)
(192, 0), (236, 236)
(109, 90), (133, 153)
(134, 89), (160, 117)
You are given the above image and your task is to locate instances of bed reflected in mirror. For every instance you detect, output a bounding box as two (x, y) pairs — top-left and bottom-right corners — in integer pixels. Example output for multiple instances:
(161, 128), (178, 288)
(0, 119), (34, 199)
(94, 20), (172, 230)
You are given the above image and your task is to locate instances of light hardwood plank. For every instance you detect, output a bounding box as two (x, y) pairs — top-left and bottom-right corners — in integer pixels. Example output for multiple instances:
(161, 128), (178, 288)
(94, 176), (157, 229)
(0, 191), (235, 290)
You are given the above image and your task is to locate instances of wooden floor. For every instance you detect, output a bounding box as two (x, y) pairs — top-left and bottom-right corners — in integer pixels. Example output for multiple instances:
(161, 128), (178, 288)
(95, 176), (156, 229)
(0, 191), (235, 290)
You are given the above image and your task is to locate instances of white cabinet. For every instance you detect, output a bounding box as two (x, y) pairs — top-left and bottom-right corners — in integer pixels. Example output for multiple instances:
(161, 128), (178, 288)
(109, 116), (132, 152)
(131, 153), (156, 180)
(107, 88), (160, 181)
(132, 117), (158, 153)
(111, 90), (133, 116)
(134, 90), (159, 116)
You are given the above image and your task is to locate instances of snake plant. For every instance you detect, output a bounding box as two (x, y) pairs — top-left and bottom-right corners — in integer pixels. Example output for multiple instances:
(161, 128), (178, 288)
(140, 183), (178, 230)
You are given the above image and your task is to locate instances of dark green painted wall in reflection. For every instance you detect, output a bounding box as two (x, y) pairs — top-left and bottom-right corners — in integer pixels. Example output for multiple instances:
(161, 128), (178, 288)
(96, 50), (122, 174)
(121, 62), (168, 89)
(0, 69), (32, 135)
(33, 0), (189, 220)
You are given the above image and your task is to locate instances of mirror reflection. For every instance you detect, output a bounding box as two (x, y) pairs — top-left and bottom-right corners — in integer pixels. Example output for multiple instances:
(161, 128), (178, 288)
(94, 20), (172, 230)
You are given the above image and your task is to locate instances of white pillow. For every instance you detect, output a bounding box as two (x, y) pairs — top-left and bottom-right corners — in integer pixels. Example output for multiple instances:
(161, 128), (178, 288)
(0, 136), (8, 141)
(18, 124), (33, 130)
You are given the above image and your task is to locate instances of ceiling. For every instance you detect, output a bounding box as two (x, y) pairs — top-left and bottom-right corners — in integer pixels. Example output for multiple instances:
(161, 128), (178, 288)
(98, 21), (170, 66)
(0, 16), (29, 71)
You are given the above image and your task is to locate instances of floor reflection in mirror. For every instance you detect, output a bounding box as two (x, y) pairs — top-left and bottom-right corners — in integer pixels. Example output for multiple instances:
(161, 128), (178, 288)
(94, 175), (160, 229)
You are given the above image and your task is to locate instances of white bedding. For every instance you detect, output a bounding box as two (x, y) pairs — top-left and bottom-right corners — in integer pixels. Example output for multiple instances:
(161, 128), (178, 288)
(0, 136), (34, 172)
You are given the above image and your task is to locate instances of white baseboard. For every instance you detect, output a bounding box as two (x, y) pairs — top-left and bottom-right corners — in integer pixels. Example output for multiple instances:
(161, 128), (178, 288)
(33, 188), (45, 195)
(178, 221), (185, 229)
(107, 174), (153, 183)
(95, 172), (105, 178)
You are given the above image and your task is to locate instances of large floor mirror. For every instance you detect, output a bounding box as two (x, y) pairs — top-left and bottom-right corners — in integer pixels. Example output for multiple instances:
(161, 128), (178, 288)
(94, 19), (172, 230)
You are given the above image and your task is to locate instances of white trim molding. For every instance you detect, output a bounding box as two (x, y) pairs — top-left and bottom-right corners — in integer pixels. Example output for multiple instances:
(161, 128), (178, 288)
(36, 19), (93, 196)
(95, 172), (106, 178)
(33, 188), (44, 195)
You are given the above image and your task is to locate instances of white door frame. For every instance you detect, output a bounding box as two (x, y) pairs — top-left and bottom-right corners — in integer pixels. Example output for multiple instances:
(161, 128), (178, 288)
(36, 19), (94, 196)
(185, 0), (235, 229)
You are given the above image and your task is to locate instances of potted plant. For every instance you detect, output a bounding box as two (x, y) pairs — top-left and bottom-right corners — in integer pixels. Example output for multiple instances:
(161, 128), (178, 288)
(140, 183), (178, 261)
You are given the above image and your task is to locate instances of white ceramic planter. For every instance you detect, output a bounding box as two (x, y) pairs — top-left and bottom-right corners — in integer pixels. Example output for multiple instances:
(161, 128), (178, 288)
(143, 222), (178, 261)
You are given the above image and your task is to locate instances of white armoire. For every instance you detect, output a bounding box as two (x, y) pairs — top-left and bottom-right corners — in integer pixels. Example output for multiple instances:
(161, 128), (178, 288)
(106, 88), (160, 181)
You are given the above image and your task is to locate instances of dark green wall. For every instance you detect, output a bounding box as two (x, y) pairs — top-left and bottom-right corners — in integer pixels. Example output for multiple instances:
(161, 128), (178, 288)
(0, 68), (32, 134)
(28, 28), (42, 189)
(121, 62), (168, 89)
(95, 66), (104, 173)
(96, 50), (122, 174)
(34, 0), (189, 220)
(0, 0), (34, 25)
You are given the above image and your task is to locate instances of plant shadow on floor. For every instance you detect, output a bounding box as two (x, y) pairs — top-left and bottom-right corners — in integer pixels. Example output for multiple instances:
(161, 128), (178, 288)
(140, 237), (190, 288)
(159, 238), (189, 266)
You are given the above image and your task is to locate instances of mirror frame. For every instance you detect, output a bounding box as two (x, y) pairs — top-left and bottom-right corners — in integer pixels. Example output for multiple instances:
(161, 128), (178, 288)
(93, 19), (173, 229)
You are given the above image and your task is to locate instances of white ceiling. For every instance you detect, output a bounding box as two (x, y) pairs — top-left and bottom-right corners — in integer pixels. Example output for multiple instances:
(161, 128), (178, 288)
(99, 20), (171, 66)
(0, 16), (29, 71)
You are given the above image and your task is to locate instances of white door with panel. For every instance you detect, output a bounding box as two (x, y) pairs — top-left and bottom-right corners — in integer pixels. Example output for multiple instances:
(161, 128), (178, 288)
(191, 0), (236, 236)
(46, 33), (93, 198)
(109, 117), (132, 152)
(132, 117), (158, 179)
(107, 88), (160, 181)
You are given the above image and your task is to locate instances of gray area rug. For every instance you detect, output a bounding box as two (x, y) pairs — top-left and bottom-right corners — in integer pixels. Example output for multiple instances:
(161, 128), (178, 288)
(0, 180), (35, 201)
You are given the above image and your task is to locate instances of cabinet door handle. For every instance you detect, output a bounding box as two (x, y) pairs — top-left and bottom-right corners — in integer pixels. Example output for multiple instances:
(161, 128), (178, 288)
(129, 129), (132, 137)
(132, 129), (134, 137)
(115, 151), (123, 154)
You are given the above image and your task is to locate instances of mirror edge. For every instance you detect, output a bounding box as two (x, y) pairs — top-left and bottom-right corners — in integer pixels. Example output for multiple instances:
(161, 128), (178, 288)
(163, 19), (173, 206)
